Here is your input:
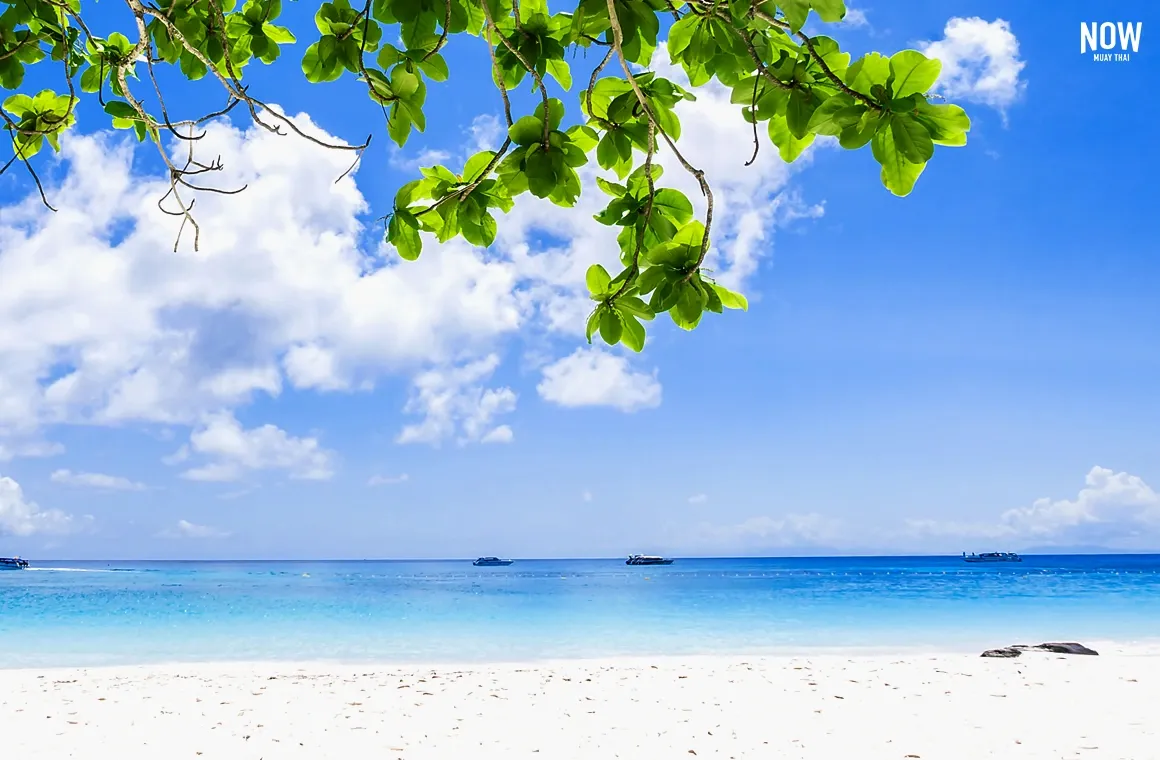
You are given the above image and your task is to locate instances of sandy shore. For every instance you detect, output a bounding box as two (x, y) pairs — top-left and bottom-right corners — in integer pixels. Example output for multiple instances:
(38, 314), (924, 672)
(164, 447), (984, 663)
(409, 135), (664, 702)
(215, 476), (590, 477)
(3, 643), (1158, 759)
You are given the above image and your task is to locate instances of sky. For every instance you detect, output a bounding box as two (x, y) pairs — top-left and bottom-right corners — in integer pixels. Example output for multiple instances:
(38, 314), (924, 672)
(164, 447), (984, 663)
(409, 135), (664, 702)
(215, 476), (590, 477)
(1, 1), (1158, 560)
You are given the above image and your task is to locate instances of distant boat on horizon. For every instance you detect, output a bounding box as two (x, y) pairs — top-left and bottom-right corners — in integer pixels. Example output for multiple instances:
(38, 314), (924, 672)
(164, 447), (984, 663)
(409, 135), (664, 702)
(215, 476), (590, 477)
(472, 557), (514, 566)
(1, 556), (29, 570)
(963, 552), (1022, 563)
(626, 554), (674, 566)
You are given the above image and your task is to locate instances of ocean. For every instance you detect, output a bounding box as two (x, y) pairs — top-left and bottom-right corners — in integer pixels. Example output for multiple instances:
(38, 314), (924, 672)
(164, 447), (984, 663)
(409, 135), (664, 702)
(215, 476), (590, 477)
(3, 555), (1160, 668)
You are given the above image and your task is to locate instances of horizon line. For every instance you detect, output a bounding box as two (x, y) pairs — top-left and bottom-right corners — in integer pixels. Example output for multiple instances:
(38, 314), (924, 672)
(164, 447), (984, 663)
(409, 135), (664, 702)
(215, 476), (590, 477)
(13, 551), (1160, 563)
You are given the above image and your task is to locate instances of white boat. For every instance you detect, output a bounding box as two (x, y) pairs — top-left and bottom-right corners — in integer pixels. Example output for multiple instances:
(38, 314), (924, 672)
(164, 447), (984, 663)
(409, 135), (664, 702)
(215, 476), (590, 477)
(626, 554), (674, 566)
(472, 557), (514, 566)
(0, 556), (29, 570)
(963, 551), (1022, 563)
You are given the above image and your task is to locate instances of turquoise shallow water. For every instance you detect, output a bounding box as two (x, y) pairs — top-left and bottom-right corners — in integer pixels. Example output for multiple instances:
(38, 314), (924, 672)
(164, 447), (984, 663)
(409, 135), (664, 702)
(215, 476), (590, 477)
(2, 555), (1160, 668)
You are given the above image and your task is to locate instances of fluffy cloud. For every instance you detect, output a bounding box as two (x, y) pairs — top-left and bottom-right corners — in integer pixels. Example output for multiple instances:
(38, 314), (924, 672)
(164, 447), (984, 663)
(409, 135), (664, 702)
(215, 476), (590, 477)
(920, 17), (1027, 113)
(0, 440), (64, 462)
(50, 469), (146, 491)
(178, 412), (334, 482)
(0, 118), (522, 449)
(396, 354), (516, 445)
(841, 7), (870, 28)
(906, 466), (1160, 548)
(368, 473), (409, 486)
(0, 475), (80, 536)
(1, 37), (822, 452)
(160, 519), (230, 539)
(537, 348), (661, 412)
(693, 513), (845, 549)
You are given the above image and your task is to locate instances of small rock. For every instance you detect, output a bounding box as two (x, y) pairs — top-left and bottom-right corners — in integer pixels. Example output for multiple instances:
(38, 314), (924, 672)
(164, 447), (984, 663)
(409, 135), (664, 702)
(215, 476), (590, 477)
(982, 642), (1098, 657)
(1032, 642), (1098, 656)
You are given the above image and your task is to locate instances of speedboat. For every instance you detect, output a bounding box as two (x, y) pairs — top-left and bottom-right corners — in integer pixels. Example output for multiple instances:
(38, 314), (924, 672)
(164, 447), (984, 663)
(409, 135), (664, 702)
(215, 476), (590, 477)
(0, 556), (29, 570)
(626, 554), (674, 566)
(963, 552), (1022, 563)
(473, 557), (514, 566)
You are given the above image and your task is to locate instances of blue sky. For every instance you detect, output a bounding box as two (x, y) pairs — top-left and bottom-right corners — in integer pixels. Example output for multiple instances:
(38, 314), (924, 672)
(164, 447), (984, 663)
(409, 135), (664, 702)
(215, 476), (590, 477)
(2, 1), (1158, 559)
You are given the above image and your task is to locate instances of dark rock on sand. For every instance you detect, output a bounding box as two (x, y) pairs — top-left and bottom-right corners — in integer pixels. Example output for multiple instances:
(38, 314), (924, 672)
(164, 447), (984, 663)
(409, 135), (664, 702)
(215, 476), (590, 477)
(1029, 642), (1099, 655)
(981, 642), (1099, 658)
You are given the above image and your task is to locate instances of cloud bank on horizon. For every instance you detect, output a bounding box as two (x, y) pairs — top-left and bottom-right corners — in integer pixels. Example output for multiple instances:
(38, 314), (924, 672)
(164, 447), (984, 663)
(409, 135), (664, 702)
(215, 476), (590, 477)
(7, 13), (1147, 558)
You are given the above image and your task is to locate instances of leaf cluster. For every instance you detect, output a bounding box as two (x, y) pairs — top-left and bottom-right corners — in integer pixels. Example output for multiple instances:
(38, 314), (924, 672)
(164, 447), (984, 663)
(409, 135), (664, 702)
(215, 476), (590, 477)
(1, 0), (970, 353)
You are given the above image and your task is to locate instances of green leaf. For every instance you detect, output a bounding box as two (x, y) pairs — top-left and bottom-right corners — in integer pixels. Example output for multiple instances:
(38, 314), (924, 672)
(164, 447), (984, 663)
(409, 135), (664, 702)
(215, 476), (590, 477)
(636, 266), (666, 295)
(768, 114), (815, 162)
(650, 189), (693, 225)
(2, 94), (35, 118)
(0, 57), (24, 90)
(586, 264), (612, 295)
(844, 53), (889, 93)
(388, 211), (423, 260)
(598, 309), (623, 344)
(890, 114), (934, 164)
(872, 123), (925, 197)
(263, 23), (297, 44)
(391, 66), (421, 99)
(508, 115), (544, 146)
(462, 150), (497, 181)
(618, 311), (646, 351)
(786, 89), (816, 139)
(618, 295), (655, 321)
(809, 0), (847, 23)
(546, 58), (572, 90)
(913, 101), (971, 147)
(667, 14), (699, 57)
(534, 98), (566, 132)
(416, 52), (449, 82)
(778, 0), (810, 32)
(671, 283), (704, 330)
(596, 177), (628, 197)
(806, 95), (860, 136)
(889, 50), (941, 99)
(711, 282), (749, 311)
(585, 310), (600, 343)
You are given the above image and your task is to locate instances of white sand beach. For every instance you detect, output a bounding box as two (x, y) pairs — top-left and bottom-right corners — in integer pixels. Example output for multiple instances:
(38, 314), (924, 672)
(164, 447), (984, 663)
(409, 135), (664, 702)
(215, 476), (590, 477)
(2, 643), (1157, 759)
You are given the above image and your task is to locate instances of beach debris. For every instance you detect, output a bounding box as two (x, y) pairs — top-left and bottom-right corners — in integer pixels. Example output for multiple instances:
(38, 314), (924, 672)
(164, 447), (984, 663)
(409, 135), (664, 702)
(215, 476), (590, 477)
(981, 642), (1099, 658)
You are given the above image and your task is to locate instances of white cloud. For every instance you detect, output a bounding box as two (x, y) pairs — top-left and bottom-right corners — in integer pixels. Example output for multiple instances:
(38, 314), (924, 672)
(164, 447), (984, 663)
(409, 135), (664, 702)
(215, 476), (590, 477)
(841, 7), (870, 28)
(582, 490), (593, 502)
(159, 519), (230, 539)
(0, 475), (80, 536)
(217, 487), (255, 500)
(1, 43), (823, 449)
(0, 439), (64, 462)
(179, 412), (334, 482)
(537, 348), (661, 412)
(396, 354), (517, 446)
(920, 17), (1027, 113)
(0, 118), (522, 443)
(693, 513), (845, 549)
(368, 473), (409, 486)
(50, 469), (146, 491)
(688, 493), (708, 504)
(906, 466), (1160, 548)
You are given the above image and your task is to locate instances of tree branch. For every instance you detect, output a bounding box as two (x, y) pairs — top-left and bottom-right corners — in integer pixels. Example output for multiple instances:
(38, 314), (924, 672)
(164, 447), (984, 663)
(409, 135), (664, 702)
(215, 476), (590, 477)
(604, 0), (714, 270)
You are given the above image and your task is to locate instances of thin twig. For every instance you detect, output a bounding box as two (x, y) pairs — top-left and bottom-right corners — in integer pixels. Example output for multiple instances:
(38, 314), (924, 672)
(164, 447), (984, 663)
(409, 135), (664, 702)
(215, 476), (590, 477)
(422, 0), (452, 61)
(485, 2), (551, 148)
(604, 0), (714, 270)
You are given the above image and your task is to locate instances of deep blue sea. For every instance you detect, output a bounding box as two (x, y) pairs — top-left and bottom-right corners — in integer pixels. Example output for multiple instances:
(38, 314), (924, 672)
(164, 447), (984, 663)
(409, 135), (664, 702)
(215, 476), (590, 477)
(3, 555), (1160, 668)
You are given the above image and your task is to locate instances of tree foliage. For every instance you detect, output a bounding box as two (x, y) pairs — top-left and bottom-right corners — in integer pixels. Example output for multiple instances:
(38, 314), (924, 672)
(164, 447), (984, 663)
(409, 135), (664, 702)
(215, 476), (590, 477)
(1, 0), (970, 352)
